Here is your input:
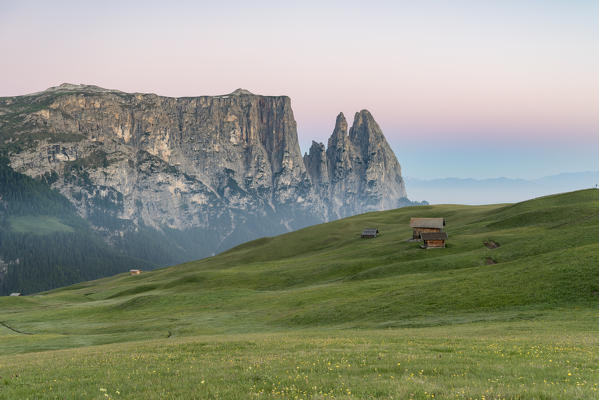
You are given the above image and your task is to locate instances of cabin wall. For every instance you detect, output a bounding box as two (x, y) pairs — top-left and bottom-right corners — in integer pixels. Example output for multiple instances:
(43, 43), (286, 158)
(425, 240), (445, 248)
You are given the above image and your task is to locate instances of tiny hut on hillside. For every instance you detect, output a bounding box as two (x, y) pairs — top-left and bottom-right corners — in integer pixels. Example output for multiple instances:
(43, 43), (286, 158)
(361, 228), (379, 238)
(421, 232), (448, 248)
(410, 218), (445, 240)
(129, 269), (141, 276)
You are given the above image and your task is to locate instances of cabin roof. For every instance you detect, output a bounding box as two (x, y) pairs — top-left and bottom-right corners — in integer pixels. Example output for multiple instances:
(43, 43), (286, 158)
(420, 232), (448, 241)
(362, 228), (379, 235)
(410, 218), (445, 229)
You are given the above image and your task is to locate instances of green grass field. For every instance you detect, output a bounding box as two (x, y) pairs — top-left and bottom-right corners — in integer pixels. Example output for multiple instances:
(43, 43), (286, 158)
(1, 189), (598, 399)
(8, 215), (75, 235)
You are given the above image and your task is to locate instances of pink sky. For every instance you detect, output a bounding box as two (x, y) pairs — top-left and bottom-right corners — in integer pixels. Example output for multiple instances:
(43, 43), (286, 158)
(1, 1), (598, 178)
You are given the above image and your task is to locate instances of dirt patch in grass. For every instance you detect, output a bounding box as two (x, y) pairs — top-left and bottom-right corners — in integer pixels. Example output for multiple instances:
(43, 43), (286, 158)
(485, 257), (497, 265)
(484, 240), (500, 249)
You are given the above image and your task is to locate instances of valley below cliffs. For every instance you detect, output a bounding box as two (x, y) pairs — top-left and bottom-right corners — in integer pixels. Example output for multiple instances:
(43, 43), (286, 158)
(0, 84), (419, 294)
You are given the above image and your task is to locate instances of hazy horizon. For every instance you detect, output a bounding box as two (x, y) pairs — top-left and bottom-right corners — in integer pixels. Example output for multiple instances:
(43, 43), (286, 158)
(2, 1), (597, 180)
(405, 172), (599, 204)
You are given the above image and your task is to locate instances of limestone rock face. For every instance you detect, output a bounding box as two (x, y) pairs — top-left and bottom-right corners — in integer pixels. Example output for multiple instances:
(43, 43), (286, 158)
(348, 110), (407, 212)
(304, 141), (328, 190)
(0, 84), (411, 261)
(305, 111), (407, 219)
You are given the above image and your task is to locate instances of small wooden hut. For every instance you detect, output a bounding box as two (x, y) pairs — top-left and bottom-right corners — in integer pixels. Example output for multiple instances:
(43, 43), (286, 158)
(361, 228), (379, 238)
(421, 232), (448, 248)
(129, 269), (141, 276)
(410, 218), (445, 240)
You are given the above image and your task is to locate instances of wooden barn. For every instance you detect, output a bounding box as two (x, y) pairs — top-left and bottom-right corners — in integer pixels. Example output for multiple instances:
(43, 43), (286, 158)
(129, 269), (141, 276)
(410, 218), (445, 240)
(420, 232), (448, 248)
(361, 228), (379, 238)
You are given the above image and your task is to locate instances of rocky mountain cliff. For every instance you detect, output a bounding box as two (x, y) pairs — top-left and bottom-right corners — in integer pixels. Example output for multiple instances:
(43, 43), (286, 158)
(0, 84), (418, 293)
(305, 111), (407, 219)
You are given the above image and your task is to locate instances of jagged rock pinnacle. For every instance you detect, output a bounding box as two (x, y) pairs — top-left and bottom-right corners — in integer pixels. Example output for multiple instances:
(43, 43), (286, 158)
(322, 109), (407, 217)
(334, 112), (348, 135)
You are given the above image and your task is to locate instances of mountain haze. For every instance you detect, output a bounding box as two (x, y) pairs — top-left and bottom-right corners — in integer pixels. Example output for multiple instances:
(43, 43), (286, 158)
(406, 172), (599, 204)
(0, 84), (416, 294)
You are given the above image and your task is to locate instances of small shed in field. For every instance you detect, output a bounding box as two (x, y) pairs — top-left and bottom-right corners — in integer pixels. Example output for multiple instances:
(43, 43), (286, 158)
(9, 292), (21, 296)
(361, 228), (379, 238)
(410, 218), (445, 240)
(421, 232), (448, 248)
(129, 269), (141, 276)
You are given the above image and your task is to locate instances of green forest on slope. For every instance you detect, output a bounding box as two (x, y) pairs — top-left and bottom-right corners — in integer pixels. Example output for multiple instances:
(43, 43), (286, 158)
(0, 158), (149, 295)
(0, 156), (297, 295)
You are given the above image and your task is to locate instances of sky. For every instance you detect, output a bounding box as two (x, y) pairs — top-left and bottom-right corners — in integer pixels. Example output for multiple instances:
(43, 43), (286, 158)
(1, 0), (598, 180)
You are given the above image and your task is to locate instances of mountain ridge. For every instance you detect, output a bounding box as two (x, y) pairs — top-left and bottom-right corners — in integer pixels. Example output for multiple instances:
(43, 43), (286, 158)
(0, 84), (418, 294)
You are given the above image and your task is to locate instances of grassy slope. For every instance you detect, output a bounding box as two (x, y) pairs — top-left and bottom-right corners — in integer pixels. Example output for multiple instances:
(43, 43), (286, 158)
(8, 215), (75, 234)
(0, 189), (598, 398)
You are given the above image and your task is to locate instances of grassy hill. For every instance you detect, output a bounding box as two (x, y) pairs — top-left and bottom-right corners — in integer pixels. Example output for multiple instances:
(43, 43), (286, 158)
(1, 189), (598, 399)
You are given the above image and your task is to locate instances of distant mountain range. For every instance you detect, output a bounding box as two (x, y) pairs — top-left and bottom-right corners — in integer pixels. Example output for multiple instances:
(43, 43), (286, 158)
(406, 172), (599, 204)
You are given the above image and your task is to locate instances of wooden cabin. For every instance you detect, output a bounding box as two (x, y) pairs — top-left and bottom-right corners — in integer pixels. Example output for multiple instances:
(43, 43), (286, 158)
(421, 232), (448, 248)
(129, 269), (141, 276)
(410, 218), (445, 240)
(361, 228), (379, 238)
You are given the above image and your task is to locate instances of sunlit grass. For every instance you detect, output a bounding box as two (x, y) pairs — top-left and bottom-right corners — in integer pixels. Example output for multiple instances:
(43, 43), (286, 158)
(1, 315), (598, 399)
(8, 215), (74, 234)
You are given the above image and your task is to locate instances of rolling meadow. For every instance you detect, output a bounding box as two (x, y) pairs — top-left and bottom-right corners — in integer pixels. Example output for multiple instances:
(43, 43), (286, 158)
(1, 190), (599, 399)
